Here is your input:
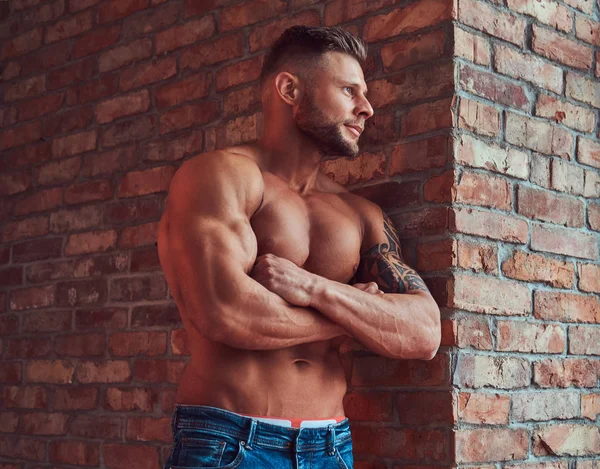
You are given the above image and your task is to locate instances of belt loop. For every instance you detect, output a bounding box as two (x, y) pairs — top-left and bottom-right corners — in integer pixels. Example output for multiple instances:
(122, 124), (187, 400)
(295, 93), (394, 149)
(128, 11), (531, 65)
(327, 424), (336, 456)
(246, 419), (257, 450)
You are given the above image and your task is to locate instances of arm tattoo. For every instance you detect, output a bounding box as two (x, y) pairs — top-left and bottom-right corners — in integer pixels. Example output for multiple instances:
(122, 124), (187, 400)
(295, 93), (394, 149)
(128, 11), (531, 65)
(354, 214), (430, 294)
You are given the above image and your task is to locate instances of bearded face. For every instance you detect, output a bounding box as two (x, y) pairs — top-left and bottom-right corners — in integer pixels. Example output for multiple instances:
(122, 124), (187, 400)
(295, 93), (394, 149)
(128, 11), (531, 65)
(294, 88), (360, 159)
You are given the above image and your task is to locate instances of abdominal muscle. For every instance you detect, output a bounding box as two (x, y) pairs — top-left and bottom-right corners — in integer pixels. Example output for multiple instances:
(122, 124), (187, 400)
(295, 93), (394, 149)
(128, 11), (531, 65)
(176, 330), (349, 419)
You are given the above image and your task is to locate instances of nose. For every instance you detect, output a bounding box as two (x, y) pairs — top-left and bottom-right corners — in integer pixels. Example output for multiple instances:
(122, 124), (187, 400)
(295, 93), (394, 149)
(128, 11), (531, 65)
(355, 94), (374, 120)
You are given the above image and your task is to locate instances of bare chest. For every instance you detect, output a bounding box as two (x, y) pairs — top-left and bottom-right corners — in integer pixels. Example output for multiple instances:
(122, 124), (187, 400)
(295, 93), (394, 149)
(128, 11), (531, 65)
(250, 174), (363, 283)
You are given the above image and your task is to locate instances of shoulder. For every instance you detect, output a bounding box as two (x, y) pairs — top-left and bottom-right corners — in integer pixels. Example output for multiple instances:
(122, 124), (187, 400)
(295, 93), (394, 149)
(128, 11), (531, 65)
(168, 147), (264, 216)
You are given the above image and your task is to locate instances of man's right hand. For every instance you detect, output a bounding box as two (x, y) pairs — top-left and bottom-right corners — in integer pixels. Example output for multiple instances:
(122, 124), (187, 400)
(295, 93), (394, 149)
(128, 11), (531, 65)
(352, 282), (384, 295)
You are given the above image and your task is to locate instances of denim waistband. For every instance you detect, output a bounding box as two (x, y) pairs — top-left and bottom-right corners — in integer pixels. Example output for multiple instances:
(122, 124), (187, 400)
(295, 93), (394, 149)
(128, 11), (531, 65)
(171, 405), (351, 453)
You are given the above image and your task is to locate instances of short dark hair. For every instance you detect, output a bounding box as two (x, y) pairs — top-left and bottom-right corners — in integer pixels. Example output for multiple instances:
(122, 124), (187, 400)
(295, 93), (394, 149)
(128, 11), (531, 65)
(260, 25), (367, 84)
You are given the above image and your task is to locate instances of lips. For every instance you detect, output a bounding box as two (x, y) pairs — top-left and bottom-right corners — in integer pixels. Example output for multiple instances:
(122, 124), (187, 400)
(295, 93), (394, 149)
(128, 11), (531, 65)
(345, 124), (363, 137)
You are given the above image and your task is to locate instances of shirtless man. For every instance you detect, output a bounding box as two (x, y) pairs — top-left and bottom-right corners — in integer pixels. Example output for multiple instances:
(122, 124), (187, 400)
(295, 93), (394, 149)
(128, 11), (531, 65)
(158, 26), (441, 469)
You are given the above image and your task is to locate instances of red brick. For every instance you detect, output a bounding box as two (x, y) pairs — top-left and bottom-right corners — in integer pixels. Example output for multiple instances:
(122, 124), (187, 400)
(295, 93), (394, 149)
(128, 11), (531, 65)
(0, 363), (21, 383)
(97, 91), (150, 125)
(103, 444), (160, 469)
(363, 0), (451, 41)
(351, 353), (449, 387)
(102, 115), (157, 147)
(249, 10), (319, 52)
(70, 415), (121, 439)
(395, 391), (454, 425)
(457, 392), (510, 424)
(531, 223), (597, 259)
(505, 113), (573, 158)
(535, 291), (600, 323)
(456, 171), (511, 211)
(21, 412), (68, 435)
(459, 0), (526, 45)
(50, 205), (103, 233)
(507, 0), (573, 32)
(64, 230), (117, 256)
(122, 2), (179, 39)
(456, 428), (529, 463)
(0, 216), (46, 244)
(459, 64), (529, 111)
(14, 188), (61, 217)
(0, 104), (17, 126)
(457, 354), (530, 388)
(589, 202), (600, 231)
(161, 387), (178, 413)
(0, 171), (30, 196)
(34, 157), (82, 186)
(551, 158), (585, 195)
(5, 337), (52, 358)
(98, 0), (149, 23)
(569, 326), (600, 355)
(390, 135), (450, 174)
(118, 167), (176, 198)
(104, 198), (162, 226)
(181, 34), (244, 70)
(20, 42), (70, 77)
(45, 10), (93, 43)
(578, 263), (600, 293)
(0, 267), (22, 289)
(143, 131), (204, 163)
(400, 98), (452, 137)
(216, 56), (263, 92)
(159, 100), (219, 134)
(416, 239), (455, 272)
(120, 57), (176, 91)
(154, 73), (210, 110)
(126, 417), (171, 442)
(75, 308), (128, 329)
(132, 304), (181, 327)
(2, 386), (47, 409)
(0, 435), (45, 461)
(381, 29), (447, 73)
(519, 185), (584, 228)
(99, 38), (152, 72)
(76, 360), (131, 383)
(451, 207), (528, 243)
(215, 113), (261, 148)
(584, 169), (600, 198)
(566, 71), (600, 108)
(155, 16), (215, 54)
(423, 170), (454, 204)
(578, 137), (600, 169)
(582, 394), (600, 420)
(55, 333), (105, 357)
(69, 0), (102, 11)
(170, 328), (190, 355)
(9, 284), (54, 311)
(13, 238), (62, 262)
(576, 14), (600, 46)
(49, 441), (99, 466)
(67, 72), (120, 105)
(52, 130), (97, 159)
(47, 58), (83, 89)
(0, 412), (18, 433)
(533, 25), (593, 70)
(56, 279), (107, 307)
(369, 62), (454, 108)
(65, 179), (113, 205)
(495, 44), (563, 94)
(25, 360), (74, 384)
(53, 387), (98, 410)
(390, 207), (449, 238)
(343, 391), (394, 422)
(18, 93), (64, 121)
(535, 358), (600, 388)
(457, 98), (500, 137)
(45, 106), (94, 137)
(0, 121), (42, 150)
(81, 145), (137, 177)
(219, 0), (286, 31)
(502, 250), (575, 288)
(320, 152), (385, 186)
(104, 387), (158, 412)
(536, 93), (596, 133)
(498, 320), (565, 353)
(0, 27), (42, 60)
(134, 359), (188, 384)
(109, 331), (166, 357)
(454, 27), (491, 65)
(457, 317), (493, 350)
(534, 424), (600, 456)
(5, 75), (46, 103)
(563, 0), (594, 13)
(22, 310), (71, 333)
(73, 25), (121, 59)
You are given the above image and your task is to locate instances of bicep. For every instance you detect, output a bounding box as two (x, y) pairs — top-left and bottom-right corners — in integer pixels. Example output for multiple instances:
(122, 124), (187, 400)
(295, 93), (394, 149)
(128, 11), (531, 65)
(356, 212), (429, 295)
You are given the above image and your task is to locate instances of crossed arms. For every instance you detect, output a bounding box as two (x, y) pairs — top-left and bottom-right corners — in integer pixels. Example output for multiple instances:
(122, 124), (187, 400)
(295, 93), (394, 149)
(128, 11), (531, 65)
(160, 151), (441, 360)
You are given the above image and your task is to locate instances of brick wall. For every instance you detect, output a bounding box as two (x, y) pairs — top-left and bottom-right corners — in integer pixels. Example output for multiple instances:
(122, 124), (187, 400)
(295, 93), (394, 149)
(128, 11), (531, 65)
(0, 0), (598, 468)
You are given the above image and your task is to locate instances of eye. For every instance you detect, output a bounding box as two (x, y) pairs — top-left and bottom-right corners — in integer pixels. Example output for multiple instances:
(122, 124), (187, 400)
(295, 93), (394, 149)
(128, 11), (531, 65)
(343, 86), (354, 95)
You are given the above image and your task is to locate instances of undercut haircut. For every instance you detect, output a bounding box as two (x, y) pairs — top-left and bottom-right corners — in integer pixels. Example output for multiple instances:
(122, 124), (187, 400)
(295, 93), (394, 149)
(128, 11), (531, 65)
(260, 25), (368, 85)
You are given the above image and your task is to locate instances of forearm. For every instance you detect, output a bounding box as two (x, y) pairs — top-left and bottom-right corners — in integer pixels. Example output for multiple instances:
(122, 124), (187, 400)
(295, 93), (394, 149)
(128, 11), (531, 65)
(310, 278), (440, 359)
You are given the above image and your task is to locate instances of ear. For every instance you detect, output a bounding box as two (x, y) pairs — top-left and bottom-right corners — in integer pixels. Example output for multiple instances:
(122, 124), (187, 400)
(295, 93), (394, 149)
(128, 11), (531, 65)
(274, 72), (301, 106)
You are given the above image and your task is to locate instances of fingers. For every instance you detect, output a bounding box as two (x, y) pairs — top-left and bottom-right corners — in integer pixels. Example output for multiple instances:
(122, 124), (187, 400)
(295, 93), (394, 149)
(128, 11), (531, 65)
(352, 282), (382, 294)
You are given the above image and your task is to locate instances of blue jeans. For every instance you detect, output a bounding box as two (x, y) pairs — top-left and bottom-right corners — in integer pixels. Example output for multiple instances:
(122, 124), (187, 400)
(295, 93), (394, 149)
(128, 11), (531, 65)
(165, 405), (354, 469)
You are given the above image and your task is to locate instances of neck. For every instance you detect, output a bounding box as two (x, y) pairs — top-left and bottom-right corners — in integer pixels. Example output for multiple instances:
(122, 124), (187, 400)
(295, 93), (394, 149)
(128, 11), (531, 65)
(259, 121), (323, 194)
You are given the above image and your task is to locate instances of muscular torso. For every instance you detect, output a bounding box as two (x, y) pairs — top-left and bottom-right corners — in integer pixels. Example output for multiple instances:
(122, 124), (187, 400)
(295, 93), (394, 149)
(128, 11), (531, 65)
(158, 146), (367, 418)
